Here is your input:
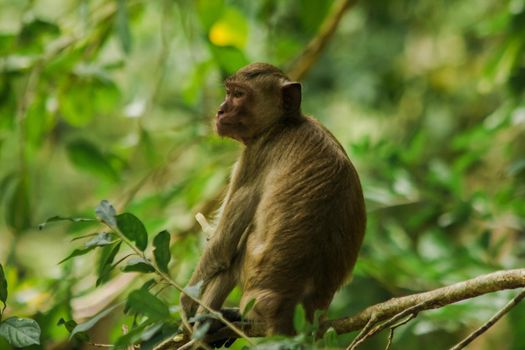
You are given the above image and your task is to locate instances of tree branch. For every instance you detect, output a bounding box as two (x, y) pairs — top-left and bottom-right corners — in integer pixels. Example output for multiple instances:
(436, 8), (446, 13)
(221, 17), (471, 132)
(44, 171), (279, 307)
(197, 268), (525, 345)
(287, 0), (358, 81)
(324, 268), (525, 335)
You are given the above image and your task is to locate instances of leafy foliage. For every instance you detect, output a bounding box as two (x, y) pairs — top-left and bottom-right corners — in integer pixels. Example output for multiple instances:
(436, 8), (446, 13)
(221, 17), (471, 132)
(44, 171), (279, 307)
(0, 0), (524, 349)
(0, 264), (41, 347)
(0, 317), (41, 347)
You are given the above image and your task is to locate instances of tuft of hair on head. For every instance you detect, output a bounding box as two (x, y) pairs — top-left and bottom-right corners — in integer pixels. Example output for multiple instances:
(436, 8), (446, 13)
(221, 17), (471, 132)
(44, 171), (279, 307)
(235, 63), (290, 83)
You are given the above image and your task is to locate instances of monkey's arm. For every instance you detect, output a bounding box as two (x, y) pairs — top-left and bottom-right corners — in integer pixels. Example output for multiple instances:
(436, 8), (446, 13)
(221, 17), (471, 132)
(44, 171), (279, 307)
(181, 186), (257, 314)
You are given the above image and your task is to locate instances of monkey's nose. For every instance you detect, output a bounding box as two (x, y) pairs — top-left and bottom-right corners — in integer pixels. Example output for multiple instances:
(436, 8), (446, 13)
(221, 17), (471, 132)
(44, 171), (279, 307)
(218, 101), (229, 115)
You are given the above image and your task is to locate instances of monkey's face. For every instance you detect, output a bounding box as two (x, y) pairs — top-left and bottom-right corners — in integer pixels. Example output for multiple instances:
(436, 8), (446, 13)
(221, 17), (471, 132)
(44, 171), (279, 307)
(216, 80), (280, 143)
(216, 81), (250, 141)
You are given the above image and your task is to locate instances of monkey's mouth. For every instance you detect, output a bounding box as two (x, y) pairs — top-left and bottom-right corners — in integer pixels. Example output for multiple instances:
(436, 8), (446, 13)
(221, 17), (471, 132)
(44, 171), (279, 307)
(216, 119), (238, 133)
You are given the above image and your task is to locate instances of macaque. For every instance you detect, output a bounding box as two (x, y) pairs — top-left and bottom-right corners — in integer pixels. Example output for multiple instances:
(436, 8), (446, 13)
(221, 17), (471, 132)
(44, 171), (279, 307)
(181, 63), (366, 336)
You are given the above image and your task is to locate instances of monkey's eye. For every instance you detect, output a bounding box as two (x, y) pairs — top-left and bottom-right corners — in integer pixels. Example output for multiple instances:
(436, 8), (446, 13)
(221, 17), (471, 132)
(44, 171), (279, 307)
(233, 90), (244, 98)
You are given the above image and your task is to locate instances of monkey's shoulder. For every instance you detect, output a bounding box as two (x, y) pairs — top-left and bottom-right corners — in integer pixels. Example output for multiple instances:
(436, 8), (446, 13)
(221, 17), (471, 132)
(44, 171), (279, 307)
(280, 116), (350, 163)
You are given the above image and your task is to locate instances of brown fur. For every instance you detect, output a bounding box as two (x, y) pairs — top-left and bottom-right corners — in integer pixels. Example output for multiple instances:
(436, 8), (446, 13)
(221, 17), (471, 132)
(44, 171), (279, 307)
(181, 63), (366, 335)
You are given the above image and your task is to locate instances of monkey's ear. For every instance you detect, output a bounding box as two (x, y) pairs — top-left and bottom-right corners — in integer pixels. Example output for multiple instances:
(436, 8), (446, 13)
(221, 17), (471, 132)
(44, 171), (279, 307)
(282, 82), (302, 118)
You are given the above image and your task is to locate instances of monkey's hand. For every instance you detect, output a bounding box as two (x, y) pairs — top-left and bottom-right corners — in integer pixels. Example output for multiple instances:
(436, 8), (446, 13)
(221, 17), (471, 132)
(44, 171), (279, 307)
(194, 308), (241, 348)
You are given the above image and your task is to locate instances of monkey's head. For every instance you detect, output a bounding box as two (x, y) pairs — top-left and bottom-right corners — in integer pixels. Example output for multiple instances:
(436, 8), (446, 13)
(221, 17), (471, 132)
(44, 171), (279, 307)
(216, 63), (302, 144)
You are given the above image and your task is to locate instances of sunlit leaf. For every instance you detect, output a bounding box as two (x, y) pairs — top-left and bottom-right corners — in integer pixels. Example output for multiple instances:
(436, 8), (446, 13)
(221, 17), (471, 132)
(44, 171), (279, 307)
(38, 215), (96, 230)
(0, 317), (40, 347)
(153, 230), (171, 274)
(66, 139), (119, 182)
(116, 213), (148, 251)
(60, 233), (115, 264)
(122, 257), (155, 273)
(209, 8), (248, 48)
(85, 232), (115, 248)
(126, 289), (170, 321)
(96, 200), (117, 227)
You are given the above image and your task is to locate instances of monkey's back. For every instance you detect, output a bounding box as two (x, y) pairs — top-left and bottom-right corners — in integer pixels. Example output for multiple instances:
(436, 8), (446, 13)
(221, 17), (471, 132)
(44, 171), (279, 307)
(241, 116), (366, 312)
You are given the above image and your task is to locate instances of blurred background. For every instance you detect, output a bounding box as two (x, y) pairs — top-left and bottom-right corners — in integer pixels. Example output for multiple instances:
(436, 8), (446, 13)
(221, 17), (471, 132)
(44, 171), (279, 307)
(0, 0), (524, 349)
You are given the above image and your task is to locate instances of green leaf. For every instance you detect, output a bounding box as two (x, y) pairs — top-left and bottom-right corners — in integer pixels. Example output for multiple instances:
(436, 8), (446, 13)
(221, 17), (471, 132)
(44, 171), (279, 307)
(153, 230), (171, 273)
(209, 45), (248, 74)
(57, 319), (89, 341)
(241, 298), (256, 318)
(18, 18), (60, 53)
(70, 304), (121, 339)
(116, 213), (148, 251)
(38, 215), (96, 230)
(5, 177), (31, 233)
(126, 289), (170, 321)
(97, 242), (122, 286)
(208, 7), (248, 49)
(96, 200), (117, 227)
(59, 247), (96, 264)
(116, 0), (132, 54)
(293, 304), (306, 334)
(0, 317), (40, 347)
(322, 327), (338, 347)
(140, 278), (157, 291)
(0, 264), (6, 312)
(84, 233), (112, 248)
(122, 257), (155, 273)
(59, 232), (116, 264)
(85, 232), (115, 248)
(66, 139), (119, 182)
(196, 0), (224, 30)
(183, 280), (203, 300)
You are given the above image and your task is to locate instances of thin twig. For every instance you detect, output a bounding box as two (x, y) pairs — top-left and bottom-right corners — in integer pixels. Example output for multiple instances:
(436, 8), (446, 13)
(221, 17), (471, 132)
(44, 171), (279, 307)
(449, 288), (525, 350)
(287, 0), (358, 81)
(348, 300), (430, 350)
(176, 338), (196, 350)
(346, 312), (378, 350)
(384, 313), (416, 350)
(103, 221), (254, 346)
(88, 342), (114, 348)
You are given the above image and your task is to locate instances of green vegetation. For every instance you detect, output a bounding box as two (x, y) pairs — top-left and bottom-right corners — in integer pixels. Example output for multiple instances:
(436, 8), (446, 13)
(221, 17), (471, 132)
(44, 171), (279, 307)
(0, 0), (524, 349)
